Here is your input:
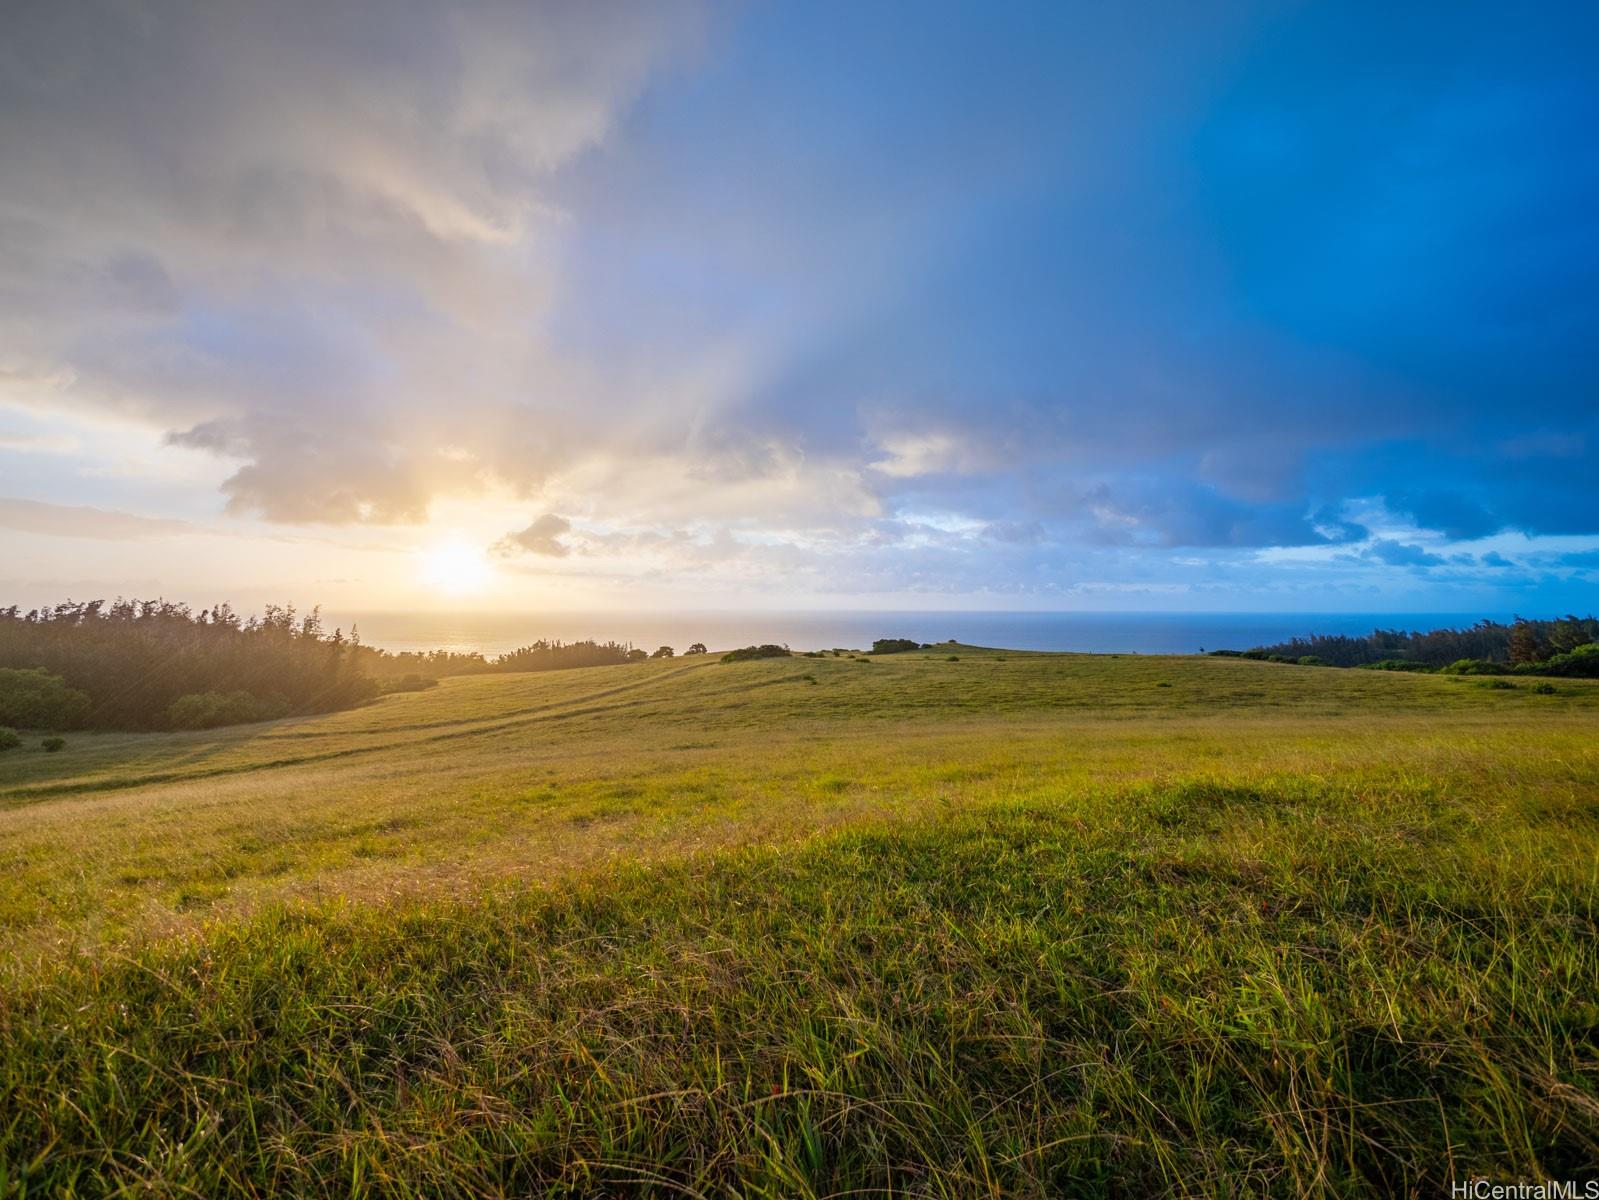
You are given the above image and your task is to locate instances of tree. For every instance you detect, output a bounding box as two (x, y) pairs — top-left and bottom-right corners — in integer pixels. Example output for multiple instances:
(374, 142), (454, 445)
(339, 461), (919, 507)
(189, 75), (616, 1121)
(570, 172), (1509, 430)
(651, 645), (674, 658)
(1509, 619), (1546, 664)
(687, 642), (707, 655)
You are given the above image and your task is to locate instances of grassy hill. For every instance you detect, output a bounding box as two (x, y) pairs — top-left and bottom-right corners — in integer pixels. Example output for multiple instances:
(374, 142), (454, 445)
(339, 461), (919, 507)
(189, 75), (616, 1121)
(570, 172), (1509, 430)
(1, 648), (1596, 1195)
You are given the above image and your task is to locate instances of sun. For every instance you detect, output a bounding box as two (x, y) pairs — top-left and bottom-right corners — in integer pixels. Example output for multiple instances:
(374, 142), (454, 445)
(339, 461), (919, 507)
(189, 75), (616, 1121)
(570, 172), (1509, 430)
(420, 539), (494, 596)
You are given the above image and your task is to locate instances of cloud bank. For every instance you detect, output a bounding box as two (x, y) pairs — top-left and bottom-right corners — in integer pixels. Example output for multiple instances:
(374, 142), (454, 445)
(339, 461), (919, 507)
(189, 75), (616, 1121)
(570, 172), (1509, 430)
(2, 2), (1597, 606)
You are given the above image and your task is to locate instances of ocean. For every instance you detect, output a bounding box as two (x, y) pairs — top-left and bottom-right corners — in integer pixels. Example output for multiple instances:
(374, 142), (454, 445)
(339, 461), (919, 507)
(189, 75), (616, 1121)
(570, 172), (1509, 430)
(323, 611), (1496, 659)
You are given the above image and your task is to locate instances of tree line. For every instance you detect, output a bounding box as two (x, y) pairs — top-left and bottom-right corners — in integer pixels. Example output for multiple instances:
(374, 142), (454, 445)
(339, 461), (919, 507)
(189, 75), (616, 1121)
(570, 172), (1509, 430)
(0, 601), (373, 731)
(0, 601), (718, 732)
(1216, 615), (1599, 672)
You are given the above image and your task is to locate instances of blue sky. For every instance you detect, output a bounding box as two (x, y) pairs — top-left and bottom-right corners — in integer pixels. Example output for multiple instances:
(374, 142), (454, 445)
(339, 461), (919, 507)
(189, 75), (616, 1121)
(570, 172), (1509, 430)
(1, 1), (1595, 613)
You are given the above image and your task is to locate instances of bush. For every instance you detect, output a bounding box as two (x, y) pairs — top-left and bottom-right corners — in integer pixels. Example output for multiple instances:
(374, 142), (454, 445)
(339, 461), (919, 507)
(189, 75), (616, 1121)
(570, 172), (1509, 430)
(871, 639), (921, 655)
(166, 691), (280, 730)
(947, 655), (960, 662)
(1440, 659), (1507, 676)
(1356, 659), (1432, 672)
(1533, 682), (1557, 694)
(41, 736), (65, 752)
(1523, 642), (1599, 678)
(1296, 656), (1326, 667)
(0, 727), (20, 751)
(651, 646), (674, 659)
(1477, 679), (1517, 690)
(719, 645), (791, 664)
(0, 667), (91, 730)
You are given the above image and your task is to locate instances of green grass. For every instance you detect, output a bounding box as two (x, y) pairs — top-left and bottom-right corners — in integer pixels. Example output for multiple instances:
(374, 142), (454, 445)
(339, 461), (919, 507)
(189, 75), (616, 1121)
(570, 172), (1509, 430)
(1, 648), (1596, 1195)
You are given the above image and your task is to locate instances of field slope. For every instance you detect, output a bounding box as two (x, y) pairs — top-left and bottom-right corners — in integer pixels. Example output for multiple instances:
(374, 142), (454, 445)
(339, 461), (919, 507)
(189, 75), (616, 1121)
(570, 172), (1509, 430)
(1, 648), (1596, 1196)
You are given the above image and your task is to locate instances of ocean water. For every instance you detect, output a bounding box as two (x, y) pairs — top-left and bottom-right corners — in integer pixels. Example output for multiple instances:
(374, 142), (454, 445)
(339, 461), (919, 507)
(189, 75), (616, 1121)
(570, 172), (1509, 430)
(325, 611), (1494, 659)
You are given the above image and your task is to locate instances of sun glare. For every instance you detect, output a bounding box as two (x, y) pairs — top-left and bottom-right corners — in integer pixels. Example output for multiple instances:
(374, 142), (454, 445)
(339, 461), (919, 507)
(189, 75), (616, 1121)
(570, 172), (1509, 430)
(421, 540), (493, 596)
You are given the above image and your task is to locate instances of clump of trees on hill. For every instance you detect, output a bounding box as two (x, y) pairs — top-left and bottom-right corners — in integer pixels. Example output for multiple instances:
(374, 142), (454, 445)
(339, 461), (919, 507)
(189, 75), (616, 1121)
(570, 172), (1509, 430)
(0, 601), (373, 731)
(0, 601), (701, 732)
(352, 638), (650, 681)
(871, 638), (925, 654)
(1214, 615), (1599, 676)
(720, 644), (791, 663)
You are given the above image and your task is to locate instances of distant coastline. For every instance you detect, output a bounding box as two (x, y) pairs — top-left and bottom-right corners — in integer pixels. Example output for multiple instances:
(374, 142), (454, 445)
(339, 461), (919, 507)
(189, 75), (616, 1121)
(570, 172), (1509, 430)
(324, 610), (1512, 659)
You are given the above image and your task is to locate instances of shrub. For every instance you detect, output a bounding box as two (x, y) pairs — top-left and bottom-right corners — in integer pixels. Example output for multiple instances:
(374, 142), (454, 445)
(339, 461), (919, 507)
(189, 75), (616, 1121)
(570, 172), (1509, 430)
(1296, 656), (1326, 667)
(0, 727), (20, 751)
(686, 643), (707, 655)
(41, 736), (65, 752)
(1477, 678), (1516, 690)
(1532, 682), (1557, 694)
(1155, 681), (1172, 688)
(166, 691), (279, 730)
(651, 646), (674, 659)
(1523, 642), (1599, 678)
(0, 667), (91, 730)
(871, 639), (921, 654)
(626, 649), (648, 662)
(947, 655), (960, 662)
(719, 645), (791, 664)
(1440, 659), (1507, 676)
(1356, 659), (1432, 672)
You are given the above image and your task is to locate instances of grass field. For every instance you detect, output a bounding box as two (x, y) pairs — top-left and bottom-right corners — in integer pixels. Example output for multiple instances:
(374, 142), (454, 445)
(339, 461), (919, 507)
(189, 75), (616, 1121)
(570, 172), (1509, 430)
(1, 648), (1596, 1196)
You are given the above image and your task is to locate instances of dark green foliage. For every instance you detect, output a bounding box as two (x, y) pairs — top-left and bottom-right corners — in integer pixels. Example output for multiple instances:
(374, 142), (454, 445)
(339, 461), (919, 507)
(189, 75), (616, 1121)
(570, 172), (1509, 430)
(1441, 659), (1508, 676)
(493, 640), (643, 672)
(1533, 682), (1558, 694)
(41, 736), (65, 752)
(1247, 615), (1599, 668)
(167, 691), (282, 730)
(651, 645), (675, 658)
(1522, 642), (1599, 677)
(0, 602), (372, 730)
(1510, 617), (1597, 664)
(947, 655), (960, 661)
(1477, 679), (1517, 690)
(359, 639), (648, 680)
(0, 666), (91, 729)
(687, 643), (708, 655)
(1296, 655), (1326, 667)
(0, 726), (19, 751)
(870, 638), (921, 654)
(720, 644), (791, 663)
(1356, 659), (1433, 672)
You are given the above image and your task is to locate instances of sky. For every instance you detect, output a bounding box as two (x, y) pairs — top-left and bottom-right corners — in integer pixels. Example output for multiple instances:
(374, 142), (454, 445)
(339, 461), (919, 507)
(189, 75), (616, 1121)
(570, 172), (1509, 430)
(2, 1), (1596, 616)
